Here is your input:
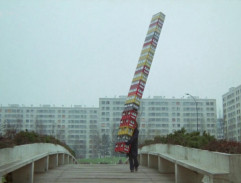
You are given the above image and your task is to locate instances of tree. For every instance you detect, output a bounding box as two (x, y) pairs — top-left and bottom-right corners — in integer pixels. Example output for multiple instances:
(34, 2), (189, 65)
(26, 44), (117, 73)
(90, 131), (101, 158)
(101, 134), (110, 157)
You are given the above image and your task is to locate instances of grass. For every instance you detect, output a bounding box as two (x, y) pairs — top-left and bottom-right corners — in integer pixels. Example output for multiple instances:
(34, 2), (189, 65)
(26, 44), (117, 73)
(78, 157), (128, 164)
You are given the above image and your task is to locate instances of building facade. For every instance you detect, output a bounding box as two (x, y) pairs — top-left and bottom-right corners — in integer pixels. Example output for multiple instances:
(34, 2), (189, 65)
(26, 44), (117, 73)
(0, 96), (217, 158)
(223, 85), (241, 141)
(0, 105), (99, 158)
(99, 96), (217, 155)
(216, 118), (225, 140)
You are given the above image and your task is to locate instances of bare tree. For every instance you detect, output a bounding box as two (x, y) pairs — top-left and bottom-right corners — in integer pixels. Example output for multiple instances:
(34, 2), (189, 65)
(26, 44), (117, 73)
(90, 131), (101, 158)
(101, 134), (110, 157)
(35, 117), (46, 135)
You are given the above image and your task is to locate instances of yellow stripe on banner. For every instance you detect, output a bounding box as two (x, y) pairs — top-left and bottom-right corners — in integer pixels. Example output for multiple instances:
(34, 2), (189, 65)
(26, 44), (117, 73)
(132, 75), (147, 83)
(152, 12), (165, 19)
(117, 127), (134, 136)
(141, 47), (151, 55)
(145, 60), (152, 68)
(139, 55), (150, 61)
(125, 98), (137, 105)
(151, 14), (165, 23)
(125, 98), (135, 104)
(125, 99), (140, 107)
(133, 96), (141, 106)
(149, 48), (155, 55)
(137, 62), (146, 68)
(138, 56), (153, 65)
(155, 27), (161, 34)
(137, 60), (152, 68)
(147, 27), (156, 35)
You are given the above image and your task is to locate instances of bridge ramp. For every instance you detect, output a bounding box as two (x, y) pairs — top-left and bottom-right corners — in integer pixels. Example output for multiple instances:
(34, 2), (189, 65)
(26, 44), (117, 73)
(34, 164), (175, 183)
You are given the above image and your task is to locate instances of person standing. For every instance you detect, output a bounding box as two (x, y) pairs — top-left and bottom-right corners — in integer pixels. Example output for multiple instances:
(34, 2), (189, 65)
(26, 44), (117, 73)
(126, 126), (139, 172)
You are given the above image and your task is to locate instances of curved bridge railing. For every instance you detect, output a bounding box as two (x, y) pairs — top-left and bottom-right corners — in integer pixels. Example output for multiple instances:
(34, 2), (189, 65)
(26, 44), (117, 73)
(0, 143), (77, 183)
(138, 144), (241, 183)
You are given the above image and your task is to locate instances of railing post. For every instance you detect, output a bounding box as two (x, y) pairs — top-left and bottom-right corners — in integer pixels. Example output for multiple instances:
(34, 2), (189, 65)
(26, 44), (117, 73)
(148, 154), (158, 169)
(64, 154), (69, 164)
(12, 162), (34, 183)
(69, 156), (73, 164)
(56, 154), (59, 166)
(175, 164), (200, 183)
(175, 164), (178, 183)
(58, 153), (64, 166)
(62, 154), (65, 165)
(46, 155), (49, 171)
(49, 154), (58, 169)
(34, 156), (49, 173)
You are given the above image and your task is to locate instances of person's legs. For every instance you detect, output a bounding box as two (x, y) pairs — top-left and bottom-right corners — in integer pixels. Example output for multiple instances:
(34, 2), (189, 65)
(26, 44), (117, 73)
(133, 156), (139, 171)
(128, 154), (134, 172)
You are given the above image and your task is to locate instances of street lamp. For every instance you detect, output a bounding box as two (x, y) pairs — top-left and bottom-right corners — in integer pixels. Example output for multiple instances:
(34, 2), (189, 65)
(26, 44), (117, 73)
(185, 93), (198, 132)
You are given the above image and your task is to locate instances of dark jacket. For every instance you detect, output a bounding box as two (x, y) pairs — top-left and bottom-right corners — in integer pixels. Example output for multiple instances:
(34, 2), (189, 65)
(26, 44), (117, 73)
(126, 128), (139, 157)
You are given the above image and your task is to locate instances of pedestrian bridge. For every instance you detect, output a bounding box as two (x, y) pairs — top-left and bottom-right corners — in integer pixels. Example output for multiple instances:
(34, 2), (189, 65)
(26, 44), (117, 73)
(1, 143), (241, 183)
(0, 143), (77, 183)
(0, 143), (174, 183)
(34, 164), (175, 183)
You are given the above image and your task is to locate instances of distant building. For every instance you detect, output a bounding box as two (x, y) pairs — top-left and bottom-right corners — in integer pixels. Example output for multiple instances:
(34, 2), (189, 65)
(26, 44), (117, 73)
(140, 96), (217, 138)
(0, 96), (217, 158)
(99, 96), (217, 155)
(223, 85), (241, 141)
(99, 97), (126, 156)
(216, 118), (225, 140)
(0, 105), (99, 158)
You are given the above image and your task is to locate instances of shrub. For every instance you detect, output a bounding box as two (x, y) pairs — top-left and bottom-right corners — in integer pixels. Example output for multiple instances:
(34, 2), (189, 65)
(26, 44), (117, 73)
(139, 128), (216, 150)
(203, 140), (241, 154)
(139, 128), (241, 154)
(14, 131), (41, 145)
(0, 130), (75, 157)
(0, 136), (15, 149)
(4, 129), (17, 140)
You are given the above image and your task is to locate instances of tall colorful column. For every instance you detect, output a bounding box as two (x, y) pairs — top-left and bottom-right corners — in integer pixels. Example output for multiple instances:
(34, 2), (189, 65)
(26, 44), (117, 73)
(115, 12), (165, 153)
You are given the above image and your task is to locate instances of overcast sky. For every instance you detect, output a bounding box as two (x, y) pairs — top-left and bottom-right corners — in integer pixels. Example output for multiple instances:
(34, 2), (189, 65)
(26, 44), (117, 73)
(0, 0), (241, 112)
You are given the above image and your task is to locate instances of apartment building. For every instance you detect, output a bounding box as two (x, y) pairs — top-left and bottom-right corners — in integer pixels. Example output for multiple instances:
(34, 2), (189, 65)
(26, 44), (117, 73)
(223, 85), (241, 141)
(0, 105), (99, 158)
(99, 96), (217, 155)
(0, 96), (217, 158)
(216, 118), (225, 140)
(99, 97), (126, 156)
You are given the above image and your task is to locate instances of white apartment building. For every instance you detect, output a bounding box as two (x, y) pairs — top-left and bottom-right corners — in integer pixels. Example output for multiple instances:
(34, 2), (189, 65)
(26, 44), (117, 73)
(140, 96), (216, 139)
(0, 96), (217, 158)
(0, 105), (99, 159)
(223, 85), (241, 141)
(99, 96), (217, 155)
(216, 118), (225, 140)
(99, 97), (126, 156)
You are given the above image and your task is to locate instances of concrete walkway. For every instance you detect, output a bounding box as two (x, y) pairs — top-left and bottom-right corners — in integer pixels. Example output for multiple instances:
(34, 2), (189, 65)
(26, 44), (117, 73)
(34, 164), (175, 183)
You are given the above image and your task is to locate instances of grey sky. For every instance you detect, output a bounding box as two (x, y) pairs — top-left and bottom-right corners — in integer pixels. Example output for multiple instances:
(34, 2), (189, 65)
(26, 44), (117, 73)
(0, 0), (241, 112)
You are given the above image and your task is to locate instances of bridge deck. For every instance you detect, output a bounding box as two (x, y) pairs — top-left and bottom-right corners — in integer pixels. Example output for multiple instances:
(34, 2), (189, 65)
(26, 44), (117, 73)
(34, 164), (175, 183)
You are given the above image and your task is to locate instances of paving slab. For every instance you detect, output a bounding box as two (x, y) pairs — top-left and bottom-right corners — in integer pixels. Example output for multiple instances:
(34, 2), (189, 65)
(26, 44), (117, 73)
(34, 164), (175, 183)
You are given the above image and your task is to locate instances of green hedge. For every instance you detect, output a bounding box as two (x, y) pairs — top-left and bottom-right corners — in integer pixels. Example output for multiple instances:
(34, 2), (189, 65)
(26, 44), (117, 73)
(0, 130), (75, 157)
(140, 128), (215, 149)
(140, 128), (241, 154)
